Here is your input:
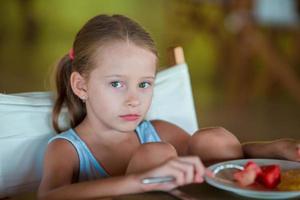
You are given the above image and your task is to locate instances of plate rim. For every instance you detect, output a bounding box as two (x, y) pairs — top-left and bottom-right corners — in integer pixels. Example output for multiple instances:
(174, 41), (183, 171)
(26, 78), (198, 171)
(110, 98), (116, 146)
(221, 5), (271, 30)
(204, 158), (300, 198)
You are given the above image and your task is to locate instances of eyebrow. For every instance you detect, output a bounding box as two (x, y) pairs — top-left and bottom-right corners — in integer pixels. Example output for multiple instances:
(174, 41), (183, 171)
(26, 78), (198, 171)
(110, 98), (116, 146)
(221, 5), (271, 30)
(104, 75), (155, 79)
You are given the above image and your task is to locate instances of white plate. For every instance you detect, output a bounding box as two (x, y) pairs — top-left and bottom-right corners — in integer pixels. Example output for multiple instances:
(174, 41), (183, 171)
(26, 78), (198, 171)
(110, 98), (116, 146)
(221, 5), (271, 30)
(204, 159), (300, 199)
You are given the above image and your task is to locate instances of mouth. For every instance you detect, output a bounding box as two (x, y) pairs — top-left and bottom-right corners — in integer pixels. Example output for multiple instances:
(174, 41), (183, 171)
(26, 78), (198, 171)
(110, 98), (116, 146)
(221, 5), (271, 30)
(119, 114), (141, 121)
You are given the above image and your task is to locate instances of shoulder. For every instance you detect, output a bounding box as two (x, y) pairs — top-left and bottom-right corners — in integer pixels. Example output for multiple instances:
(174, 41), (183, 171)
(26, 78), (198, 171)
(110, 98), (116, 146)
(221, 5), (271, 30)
(39, 138), (79, 193)
(150, 120), (191, 156)
(45, 138), (79, 176)
(150, 120), (190, 139)
(46, 138), (78, 163)
(46, 129), (79, 164)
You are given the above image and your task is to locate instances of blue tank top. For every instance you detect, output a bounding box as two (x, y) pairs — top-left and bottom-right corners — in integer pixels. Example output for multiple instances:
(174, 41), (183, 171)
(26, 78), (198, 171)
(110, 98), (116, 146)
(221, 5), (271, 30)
(48, 120), (161, 181)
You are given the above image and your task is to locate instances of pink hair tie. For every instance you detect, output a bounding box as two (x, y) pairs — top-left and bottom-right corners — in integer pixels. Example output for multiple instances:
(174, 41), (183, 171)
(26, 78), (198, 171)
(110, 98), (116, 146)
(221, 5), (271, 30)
(69, 48), (75, 60)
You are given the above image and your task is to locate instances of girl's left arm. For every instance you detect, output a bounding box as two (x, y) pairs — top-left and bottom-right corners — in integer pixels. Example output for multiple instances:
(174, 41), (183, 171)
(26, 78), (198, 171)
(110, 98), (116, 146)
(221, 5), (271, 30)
(151, 120), (191, 156)
(242, 138), (300, 162)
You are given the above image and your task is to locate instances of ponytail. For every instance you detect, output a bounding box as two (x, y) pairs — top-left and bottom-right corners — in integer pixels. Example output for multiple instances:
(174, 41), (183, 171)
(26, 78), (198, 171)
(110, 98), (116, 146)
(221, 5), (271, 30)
(52, 54), (86, 133)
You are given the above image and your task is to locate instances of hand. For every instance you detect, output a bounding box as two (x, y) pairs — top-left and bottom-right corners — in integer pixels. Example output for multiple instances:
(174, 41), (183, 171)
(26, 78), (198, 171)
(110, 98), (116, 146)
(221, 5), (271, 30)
(276, 139), (300, 162)
(138, 156), (207, 192)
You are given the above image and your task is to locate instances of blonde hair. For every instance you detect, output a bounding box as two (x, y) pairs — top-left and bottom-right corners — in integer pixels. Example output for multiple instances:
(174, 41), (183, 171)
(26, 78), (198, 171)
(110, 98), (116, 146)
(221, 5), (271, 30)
(52, 14), (157, 133)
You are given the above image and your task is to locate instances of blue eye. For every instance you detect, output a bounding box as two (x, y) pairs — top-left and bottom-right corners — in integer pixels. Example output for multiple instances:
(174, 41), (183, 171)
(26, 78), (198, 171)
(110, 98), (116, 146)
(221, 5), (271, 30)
(139, 82), (151, 89)
(111, 81), (123, 88)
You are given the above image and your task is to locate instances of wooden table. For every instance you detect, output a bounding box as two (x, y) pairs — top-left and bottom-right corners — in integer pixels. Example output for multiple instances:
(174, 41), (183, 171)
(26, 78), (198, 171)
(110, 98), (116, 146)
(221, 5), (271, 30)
(6, 183), (247, 200)
(113, 183), (246, 200)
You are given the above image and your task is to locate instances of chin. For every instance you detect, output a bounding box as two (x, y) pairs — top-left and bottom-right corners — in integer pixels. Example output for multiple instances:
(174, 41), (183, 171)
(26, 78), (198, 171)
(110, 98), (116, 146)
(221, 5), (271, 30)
(116, 121), (140, 132)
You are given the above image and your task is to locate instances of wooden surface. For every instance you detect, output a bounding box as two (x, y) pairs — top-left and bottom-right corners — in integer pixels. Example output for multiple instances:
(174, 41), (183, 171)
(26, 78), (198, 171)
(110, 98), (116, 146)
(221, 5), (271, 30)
(8, 183), (247, 200)
(112, 183), (246, 200)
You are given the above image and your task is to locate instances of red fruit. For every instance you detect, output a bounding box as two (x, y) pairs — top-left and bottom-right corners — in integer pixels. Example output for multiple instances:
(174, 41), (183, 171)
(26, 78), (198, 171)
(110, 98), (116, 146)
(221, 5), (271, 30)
(244, 161), (262, 175)
(257, 165), (281, 189)
(234, 169), (257, 186)
(234, 161), (262, 186)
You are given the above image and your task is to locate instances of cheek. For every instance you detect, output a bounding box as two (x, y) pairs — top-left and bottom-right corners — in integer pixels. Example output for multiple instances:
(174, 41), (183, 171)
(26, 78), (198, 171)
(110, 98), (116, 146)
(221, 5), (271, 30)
(89, 89), (121, 110)
(100, 92), (123, 107)
(140, 90), (153, 107)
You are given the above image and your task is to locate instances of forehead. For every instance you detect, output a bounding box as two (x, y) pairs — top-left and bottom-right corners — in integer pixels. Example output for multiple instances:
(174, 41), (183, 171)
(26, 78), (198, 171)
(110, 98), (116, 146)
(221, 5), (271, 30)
(91, 41), (157, 78)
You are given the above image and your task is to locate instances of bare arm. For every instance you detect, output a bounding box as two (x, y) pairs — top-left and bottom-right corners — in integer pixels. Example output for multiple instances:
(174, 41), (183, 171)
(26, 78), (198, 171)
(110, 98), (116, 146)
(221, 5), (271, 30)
(38, 140), (142, 200)
(242, 138), (300, 161)
(39, 175), (142, 200)
(151, 120), (191, 156)
(242, 141), (279, 158)
(38, 137), (206, 200)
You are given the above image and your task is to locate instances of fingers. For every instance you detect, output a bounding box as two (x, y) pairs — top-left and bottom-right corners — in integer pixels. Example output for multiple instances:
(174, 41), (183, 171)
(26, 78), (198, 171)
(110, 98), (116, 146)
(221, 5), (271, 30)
(176, 156), (206, 182)
(291, 141), (300, 161)
(205, 168), (214, 178)
(168, 159), (194, 185)
(140, 156), (207, 192)
(278, 139), (300, 161)
(164, 156), (205, 185)
(297, 147), (300, 158)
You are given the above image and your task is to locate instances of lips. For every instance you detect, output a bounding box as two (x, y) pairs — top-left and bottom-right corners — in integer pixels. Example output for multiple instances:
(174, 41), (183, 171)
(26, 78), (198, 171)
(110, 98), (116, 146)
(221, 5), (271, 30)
(119, 114), (140, 121)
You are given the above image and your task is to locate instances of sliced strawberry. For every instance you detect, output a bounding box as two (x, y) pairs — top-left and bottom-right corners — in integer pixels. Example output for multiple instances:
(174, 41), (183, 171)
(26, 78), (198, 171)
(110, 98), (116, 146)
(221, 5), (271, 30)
(256, 165), (281, 189)
(244, 161), (262, 176)
(234, 169), (257, 186)
(234, 162), (281, 188)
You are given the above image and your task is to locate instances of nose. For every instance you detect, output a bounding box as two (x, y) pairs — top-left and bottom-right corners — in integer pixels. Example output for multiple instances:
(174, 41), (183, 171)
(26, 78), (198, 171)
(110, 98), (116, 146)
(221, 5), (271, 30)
(125, 90), (141, 107)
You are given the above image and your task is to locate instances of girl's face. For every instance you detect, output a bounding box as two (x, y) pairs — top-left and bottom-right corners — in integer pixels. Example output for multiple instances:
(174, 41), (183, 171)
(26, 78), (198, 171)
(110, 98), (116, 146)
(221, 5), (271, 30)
(84, 41), (157, 132)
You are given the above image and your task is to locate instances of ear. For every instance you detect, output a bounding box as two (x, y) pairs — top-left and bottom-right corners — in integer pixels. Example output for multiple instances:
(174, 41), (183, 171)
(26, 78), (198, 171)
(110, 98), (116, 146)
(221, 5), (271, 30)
(70, 71), (88, 101)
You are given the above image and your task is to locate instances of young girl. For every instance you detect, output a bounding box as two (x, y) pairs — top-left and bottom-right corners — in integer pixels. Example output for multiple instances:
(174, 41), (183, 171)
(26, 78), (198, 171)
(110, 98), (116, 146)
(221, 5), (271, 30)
(38, 14), (300, 200)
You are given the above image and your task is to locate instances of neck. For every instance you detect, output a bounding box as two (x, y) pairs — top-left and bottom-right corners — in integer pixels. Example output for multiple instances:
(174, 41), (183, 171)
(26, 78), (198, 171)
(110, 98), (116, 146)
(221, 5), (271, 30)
(75, 117), (135, 145)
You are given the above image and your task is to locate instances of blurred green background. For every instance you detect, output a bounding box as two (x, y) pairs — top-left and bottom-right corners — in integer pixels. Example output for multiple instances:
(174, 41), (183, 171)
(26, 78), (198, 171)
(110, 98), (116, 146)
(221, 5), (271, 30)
(0, 0), (299, 142)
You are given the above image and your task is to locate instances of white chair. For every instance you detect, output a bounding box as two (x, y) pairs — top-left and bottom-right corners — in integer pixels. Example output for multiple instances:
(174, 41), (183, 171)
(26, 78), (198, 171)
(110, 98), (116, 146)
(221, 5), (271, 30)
(0, 46), (198, 198)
